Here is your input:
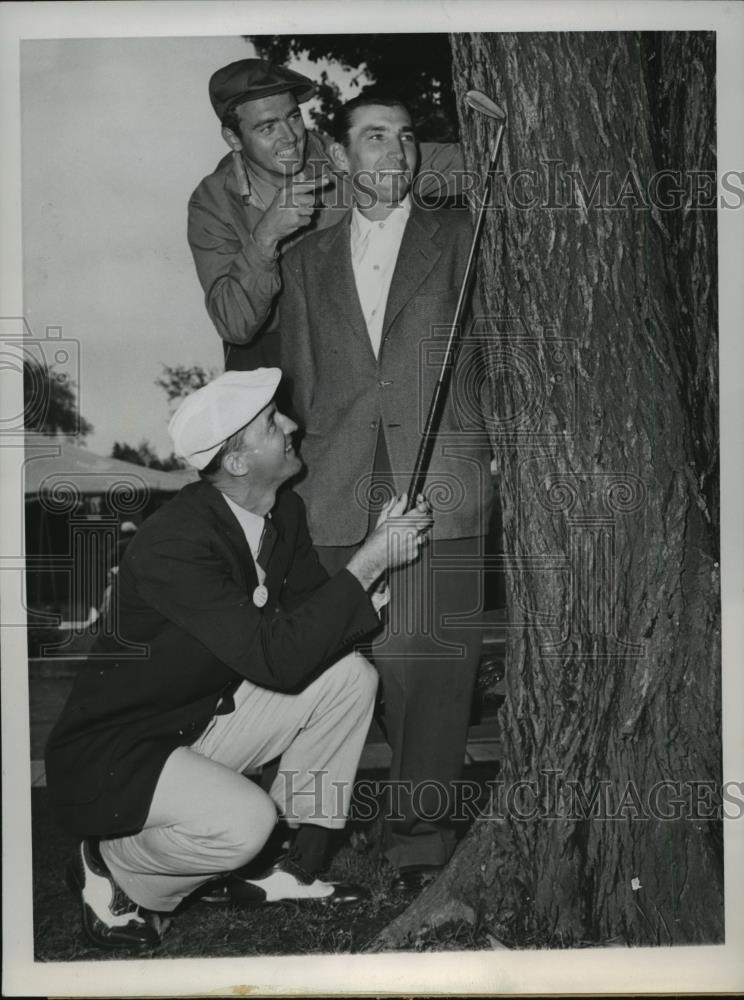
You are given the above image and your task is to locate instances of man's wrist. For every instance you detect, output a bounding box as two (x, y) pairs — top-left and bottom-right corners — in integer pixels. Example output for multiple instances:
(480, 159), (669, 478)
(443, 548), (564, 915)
(346, 549), (384, 591)
(250, 229), (279, 262)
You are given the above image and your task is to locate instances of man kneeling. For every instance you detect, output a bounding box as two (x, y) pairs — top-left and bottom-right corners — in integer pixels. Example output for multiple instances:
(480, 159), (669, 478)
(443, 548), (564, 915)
(45, 368), (431, 951)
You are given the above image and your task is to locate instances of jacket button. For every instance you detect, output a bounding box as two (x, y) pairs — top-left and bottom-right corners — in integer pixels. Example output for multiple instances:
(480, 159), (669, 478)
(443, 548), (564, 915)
(369, 421), (378, 430)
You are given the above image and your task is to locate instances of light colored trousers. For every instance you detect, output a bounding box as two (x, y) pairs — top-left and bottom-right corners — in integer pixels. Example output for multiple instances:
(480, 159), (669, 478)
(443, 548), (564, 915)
(100, 652), (377, 912)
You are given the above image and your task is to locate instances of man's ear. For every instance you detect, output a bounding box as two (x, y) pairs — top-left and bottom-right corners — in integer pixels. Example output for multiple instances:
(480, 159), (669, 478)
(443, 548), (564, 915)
(329, 142), (349, 173)
(222, 449), (246, 477)
(222, 126), (243, 152)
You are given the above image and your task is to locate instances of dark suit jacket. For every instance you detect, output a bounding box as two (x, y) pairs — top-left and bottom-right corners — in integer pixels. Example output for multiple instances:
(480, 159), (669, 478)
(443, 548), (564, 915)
(45, 481), (379, 837)
(279, 203), (493, 546)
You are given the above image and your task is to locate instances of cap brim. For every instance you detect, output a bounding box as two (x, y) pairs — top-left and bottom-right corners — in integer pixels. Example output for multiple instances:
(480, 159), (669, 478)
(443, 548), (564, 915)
(227, 80), (317, 114)
(185, 442), (222, 471)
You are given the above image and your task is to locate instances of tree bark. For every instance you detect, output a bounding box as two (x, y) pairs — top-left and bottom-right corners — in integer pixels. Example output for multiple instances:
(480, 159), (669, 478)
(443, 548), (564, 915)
(375, 31), (721, 950)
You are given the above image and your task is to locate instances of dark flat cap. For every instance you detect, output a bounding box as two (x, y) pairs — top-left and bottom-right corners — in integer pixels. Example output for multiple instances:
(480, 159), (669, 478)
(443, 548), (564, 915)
(209, 59), (317, 120)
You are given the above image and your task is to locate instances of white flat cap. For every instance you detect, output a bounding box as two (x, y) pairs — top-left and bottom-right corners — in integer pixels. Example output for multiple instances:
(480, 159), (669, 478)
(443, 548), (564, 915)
(168, 368), (282, 470)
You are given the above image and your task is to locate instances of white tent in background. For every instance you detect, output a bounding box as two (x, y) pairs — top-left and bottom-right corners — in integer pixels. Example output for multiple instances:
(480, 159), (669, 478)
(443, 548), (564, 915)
(23, 434), (196, 498)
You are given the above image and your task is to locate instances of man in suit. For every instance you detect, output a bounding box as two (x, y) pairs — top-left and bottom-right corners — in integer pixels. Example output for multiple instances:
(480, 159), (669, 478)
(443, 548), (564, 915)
(45, 368), (432, 951)
(277, 95), (494, 887)
(187, 59), (464, 370)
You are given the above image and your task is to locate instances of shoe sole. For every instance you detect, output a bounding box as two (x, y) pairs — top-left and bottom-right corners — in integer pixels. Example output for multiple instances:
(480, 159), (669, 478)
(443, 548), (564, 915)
(198, 883), (367, 907)
(202, 895), (365, 907)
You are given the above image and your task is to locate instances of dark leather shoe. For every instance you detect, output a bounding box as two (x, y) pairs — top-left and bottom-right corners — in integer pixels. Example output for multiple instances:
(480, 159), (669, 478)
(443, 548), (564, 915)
(199, 854), (369, 905)
(392, 864), (442, 892)
(65, 839), (161, 952)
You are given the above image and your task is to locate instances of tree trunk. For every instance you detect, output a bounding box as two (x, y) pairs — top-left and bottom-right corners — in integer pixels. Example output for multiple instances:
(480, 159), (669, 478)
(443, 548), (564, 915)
(375, 31), (721, 950)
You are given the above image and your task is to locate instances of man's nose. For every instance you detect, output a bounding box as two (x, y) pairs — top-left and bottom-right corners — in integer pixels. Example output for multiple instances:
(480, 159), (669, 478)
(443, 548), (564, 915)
(277, 119), (296, 143)
(278, 412), (298, 434)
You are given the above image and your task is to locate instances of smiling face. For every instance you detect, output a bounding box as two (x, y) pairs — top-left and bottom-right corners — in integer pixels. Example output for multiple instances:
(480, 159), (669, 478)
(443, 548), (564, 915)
(225, 91), (307, 183)
(331, 103), (418, 215)
(224, 400), (301, 489)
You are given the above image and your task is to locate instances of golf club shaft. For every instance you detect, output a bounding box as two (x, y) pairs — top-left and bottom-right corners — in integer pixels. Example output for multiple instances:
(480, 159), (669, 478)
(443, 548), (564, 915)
(404, 121), (505, 511)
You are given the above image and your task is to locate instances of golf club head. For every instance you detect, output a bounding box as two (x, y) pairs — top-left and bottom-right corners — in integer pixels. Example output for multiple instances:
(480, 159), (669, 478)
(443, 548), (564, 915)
(465, 90), (507, 122)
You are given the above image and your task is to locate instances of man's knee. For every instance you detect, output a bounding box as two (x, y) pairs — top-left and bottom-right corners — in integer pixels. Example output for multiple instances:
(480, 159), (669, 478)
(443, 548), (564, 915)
(304, 653), (377, 728)
(215, 785), (278, 868)
(345, 653), (378, 707)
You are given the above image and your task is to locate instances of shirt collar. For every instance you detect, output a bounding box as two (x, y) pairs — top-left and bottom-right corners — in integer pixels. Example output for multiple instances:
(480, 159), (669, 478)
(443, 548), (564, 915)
(220, 493), (266, 558)
(351, 194), (411, 234)
(350, 195), (411, 255)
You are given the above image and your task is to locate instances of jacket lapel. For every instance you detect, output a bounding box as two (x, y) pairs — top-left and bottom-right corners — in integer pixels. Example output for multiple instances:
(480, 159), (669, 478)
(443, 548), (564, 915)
(261, 499), (293, 608)
(315, 211), (376, 362)
(200, 484), (259, 591)
(263, 534), (290, 602)
(381, 206), (442, 338)
(200, 483), (293, 609)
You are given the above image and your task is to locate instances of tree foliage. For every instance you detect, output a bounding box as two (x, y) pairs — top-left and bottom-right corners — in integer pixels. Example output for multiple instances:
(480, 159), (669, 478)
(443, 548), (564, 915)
(249, 34), (457, 141)
(109, 364), (214, 469)
(154, 363), (215, 402)
(23, 358), (93, 437)
(111, 440), (183, 471)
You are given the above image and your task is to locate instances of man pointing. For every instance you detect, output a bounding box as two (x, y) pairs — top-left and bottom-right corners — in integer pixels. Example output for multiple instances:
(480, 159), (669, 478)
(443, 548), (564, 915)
(187, 58), (464, 369)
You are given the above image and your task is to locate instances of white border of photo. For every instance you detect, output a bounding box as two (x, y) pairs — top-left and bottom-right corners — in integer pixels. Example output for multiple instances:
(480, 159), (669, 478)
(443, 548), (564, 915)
(1, 1), (742, 996)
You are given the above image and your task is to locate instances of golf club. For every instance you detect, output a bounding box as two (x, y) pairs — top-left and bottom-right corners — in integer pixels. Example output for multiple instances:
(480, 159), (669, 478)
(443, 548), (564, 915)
(464, 90), (507, 122)
(404, 90), (507, 511)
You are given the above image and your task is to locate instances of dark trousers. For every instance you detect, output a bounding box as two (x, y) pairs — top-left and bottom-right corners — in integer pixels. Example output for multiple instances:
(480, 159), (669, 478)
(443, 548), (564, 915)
(315, 433), (484, 869)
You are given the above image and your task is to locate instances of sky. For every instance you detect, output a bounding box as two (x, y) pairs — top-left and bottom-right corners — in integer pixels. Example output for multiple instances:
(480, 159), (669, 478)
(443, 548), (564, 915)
(20, 35), (363, 458)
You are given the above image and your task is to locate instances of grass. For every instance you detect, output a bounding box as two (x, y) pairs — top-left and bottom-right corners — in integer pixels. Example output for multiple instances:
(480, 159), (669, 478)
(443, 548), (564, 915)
(29, 608), (507, 959)
(31, 783), (475, 961)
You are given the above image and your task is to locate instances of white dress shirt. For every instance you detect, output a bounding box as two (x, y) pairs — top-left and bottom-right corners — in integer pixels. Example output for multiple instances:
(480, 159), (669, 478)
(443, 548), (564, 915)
(350, 196), (411, 357)
(222, 492), (391, 615)
(220, 493), (268, 585)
